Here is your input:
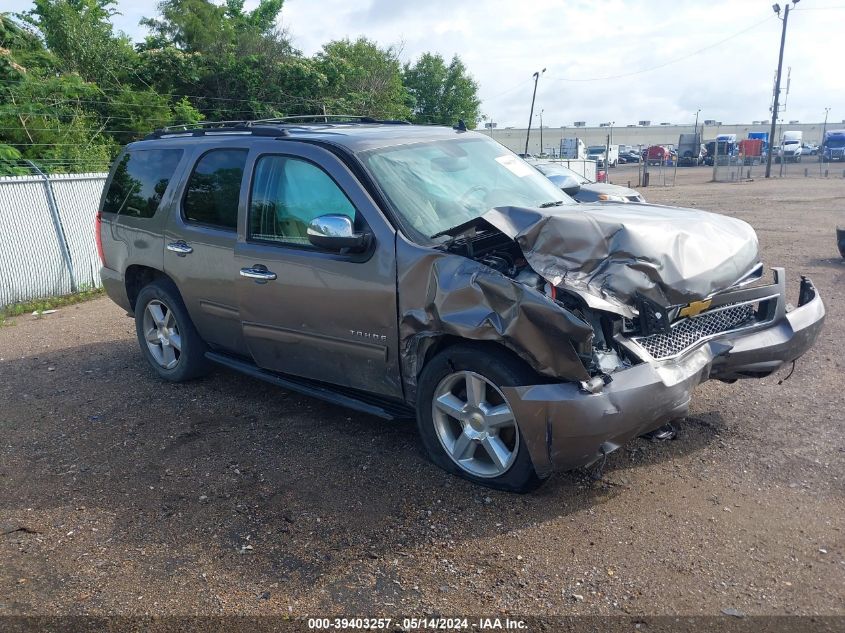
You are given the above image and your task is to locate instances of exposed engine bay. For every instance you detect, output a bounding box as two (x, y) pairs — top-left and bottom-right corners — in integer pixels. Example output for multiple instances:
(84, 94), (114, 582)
(438, 223), (634, 380)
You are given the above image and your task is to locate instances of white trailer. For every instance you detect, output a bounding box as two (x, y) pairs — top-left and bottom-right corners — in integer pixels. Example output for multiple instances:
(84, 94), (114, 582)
(560, 138), (586, 159)
(544, 159), (598, 182)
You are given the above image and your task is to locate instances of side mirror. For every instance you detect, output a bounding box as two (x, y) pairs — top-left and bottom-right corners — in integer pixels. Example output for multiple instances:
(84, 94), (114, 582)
(545, 173), (582, 196)
(307, 214), (371, 252)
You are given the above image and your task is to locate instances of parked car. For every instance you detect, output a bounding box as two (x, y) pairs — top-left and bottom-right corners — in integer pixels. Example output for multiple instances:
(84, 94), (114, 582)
(529, 160), (645, 203)
(618, 150), (641, 164)
(98, 119), (825, 492)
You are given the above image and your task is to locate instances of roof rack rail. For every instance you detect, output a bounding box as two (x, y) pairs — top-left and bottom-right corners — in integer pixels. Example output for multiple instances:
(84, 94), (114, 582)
(251, 114), (410, 125)
(144, 122), (292, 140)
(145, 114), (411, 140)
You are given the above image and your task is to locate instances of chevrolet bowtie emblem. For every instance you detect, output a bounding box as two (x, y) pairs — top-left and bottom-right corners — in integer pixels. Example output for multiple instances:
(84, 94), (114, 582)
(679, 299), (712, 318)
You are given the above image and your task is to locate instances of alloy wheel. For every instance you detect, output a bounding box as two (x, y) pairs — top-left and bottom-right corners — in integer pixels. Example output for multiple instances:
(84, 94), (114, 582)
(142, 299), (182, 370)
(431, 370), (520, 478)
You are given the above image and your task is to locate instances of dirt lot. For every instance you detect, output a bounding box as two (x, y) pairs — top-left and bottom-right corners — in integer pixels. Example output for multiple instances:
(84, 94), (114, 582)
(1, 168), (844, 619)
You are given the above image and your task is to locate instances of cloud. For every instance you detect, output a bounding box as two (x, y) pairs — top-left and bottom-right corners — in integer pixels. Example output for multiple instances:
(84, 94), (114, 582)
(6, 0), (841, 125)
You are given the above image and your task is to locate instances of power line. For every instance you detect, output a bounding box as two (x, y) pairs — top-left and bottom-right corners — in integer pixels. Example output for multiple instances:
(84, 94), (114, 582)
(481, 78), (533, 104)
(546, 15), (774, 83)
(0, 77), (348, 109)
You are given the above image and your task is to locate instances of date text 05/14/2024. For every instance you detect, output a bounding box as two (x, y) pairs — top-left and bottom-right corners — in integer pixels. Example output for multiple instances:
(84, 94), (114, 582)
(307, 617), (528, 630)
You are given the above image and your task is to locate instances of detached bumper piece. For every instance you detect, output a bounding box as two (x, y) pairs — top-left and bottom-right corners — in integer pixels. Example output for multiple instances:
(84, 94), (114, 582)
(504, 268), (824, 478)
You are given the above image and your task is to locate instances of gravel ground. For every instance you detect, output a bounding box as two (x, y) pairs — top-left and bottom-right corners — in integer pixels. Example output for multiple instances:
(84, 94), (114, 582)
(1, 168), (843, 618)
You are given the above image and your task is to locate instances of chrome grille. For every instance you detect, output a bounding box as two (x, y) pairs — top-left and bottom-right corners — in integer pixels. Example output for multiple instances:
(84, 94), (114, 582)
(633, 303), (756, 359)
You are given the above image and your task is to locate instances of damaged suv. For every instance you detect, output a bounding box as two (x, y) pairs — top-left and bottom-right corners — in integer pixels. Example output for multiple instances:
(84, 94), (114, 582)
(98, 119), (825, 492)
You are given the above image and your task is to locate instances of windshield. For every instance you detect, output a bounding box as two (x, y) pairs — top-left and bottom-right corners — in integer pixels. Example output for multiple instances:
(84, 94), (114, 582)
(783, 140), (799, 146)
(533, 162), (591, 184)
(587, 146), (606, 154)
(360, 136), (574, 240)
(826, 138), (845, 148)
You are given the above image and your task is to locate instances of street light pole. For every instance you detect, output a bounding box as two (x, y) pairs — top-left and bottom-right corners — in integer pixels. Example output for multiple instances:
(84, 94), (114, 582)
(535, 109), (544, 155)
(766, 2), (797, 178)
(821, 106), (830, 149)
(524, 68), (546, 155)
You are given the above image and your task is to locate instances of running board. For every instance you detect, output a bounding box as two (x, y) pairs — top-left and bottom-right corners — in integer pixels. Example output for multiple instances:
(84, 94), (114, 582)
(205, 351), (413, 420)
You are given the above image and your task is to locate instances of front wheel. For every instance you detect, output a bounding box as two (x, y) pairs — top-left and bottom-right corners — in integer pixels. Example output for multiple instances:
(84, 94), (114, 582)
(416, 344), (543, 492)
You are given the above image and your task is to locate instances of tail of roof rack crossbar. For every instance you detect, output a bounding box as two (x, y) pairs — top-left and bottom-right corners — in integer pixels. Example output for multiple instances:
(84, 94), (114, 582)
(146, 115), (410, 139)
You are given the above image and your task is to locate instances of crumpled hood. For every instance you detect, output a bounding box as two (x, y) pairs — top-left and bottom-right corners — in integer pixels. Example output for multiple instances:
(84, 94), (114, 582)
(482, 203), (760, 309)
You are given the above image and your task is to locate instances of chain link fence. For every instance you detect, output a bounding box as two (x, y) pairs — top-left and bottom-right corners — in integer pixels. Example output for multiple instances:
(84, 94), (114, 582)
(0, 171), (107, 307)
(711, 149), (845, 182)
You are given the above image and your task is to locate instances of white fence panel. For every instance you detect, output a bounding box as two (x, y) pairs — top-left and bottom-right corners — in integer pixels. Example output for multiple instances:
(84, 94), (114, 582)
(0, 172), (108, 307)
(50, 173), (109, 291)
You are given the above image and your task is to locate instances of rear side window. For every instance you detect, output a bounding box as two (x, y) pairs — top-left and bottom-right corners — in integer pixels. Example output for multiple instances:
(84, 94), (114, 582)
(183, 149), (248, 230)
(102, 149), (183, 218)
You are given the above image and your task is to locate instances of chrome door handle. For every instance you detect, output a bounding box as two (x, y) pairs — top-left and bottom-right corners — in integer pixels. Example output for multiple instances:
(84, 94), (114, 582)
(240, 267), (277, 281)
(167, 241), (193, 255)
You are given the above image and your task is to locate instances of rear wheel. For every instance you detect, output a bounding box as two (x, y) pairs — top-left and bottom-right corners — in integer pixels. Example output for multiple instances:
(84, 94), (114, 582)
(416, 344), (543, 492)
(135, 279), (209, 382)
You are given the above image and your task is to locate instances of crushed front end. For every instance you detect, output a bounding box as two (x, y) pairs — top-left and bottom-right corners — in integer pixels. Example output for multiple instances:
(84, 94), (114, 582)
(504, 267), (825, 478)
(399, 203), (825, 480)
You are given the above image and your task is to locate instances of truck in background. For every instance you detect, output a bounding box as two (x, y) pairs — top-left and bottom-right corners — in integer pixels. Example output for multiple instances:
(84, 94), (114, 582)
(646, 145), (673, 166)
(739, 139), (764, 165)
(822, 129), (845, 162)
(777, 130), (803, 163)
(677, 133), (704, 166)
(703, 135), (737, 166)
(560, 138), (586, 159)
(586, 144), (619, 168)
(747, 131), (769, 159)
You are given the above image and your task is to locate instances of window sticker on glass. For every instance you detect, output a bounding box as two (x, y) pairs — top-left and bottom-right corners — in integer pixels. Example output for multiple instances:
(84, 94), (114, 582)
(495, 154), (534, 178)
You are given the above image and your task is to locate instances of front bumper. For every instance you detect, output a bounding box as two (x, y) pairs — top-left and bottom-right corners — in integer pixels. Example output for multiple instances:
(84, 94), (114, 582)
(504, 270), (825, 478)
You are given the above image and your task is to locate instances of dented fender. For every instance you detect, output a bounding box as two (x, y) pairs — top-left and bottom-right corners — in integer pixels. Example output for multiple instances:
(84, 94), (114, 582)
(396, 236), (593, 402)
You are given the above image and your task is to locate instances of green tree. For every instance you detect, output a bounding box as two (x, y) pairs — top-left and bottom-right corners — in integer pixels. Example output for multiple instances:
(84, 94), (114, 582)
(24, 0), (138, 88)
(1, 12), (54, 80)
(138, 0), (322, 120)
(315, 38), (411, 119)
(404, 53), (480, 128)
(0, 143), (26, 176)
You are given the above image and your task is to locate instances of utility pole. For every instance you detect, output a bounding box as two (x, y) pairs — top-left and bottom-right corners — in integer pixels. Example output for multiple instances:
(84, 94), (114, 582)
(766, 2), (798, 178)
(524, 68), (546, 155)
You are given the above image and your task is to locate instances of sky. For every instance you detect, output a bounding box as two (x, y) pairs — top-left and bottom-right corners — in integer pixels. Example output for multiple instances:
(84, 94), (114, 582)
(6, 0), (844, 127)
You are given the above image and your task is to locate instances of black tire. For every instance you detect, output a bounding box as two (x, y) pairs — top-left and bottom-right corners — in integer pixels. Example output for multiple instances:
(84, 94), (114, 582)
(134, 278), (210, 382)
(416, 343), (544, 493)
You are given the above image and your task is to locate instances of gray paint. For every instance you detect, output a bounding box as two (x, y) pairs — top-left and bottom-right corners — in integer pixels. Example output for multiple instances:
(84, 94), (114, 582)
(98, 123), (826, 481)
(482, 203), (760, 309)
(395, 234), (593, 400)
